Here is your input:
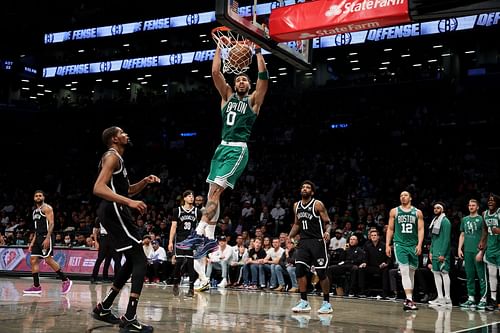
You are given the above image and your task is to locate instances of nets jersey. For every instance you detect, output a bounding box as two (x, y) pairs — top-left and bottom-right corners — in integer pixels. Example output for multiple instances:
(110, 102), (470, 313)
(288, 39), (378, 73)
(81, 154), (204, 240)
(221, 93), (256, 142)
(173, 206), (201, 242)
(32, 205), (48, 234)
(296, 199), (324, 239)
(393, 206), (419, 246)
(483, 209), (500, 253)
(99, 149), (130, 197)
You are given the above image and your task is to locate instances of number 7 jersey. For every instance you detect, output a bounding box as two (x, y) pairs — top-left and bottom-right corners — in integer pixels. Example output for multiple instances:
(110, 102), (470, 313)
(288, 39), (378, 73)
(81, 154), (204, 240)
(394, 206), (419, 246)
(221, 94), (257, 142)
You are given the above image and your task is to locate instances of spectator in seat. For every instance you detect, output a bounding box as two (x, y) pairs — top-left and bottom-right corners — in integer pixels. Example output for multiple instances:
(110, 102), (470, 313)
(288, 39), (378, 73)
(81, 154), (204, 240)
(358, 228), (390, 298)
(206, 236), (233, 288)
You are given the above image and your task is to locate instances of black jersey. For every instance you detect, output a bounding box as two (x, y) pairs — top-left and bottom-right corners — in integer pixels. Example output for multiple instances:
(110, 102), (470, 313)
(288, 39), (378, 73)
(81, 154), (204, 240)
(32, 205), (48, 234)
(172, 206), (201, 241)
(99, 148), (130, 197)
(296, 199), (324, 239)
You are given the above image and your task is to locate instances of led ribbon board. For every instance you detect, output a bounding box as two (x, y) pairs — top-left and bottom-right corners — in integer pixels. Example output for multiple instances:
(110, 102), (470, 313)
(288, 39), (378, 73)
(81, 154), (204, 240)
(42, 12), (500, 77)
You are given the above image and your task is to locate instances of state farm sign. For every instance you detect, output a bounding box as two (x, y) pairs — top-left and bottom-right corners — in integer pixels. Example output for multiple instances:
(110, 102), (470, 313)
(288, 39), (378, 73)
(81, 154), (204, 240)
(269, 0), (410, 42)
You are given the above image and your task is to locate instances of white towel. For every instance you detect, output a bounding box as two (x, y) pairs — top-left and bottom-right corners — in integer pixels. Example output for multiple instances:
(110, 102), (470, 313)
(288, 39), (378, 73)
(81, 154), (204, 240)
(430, 213), (445, 235)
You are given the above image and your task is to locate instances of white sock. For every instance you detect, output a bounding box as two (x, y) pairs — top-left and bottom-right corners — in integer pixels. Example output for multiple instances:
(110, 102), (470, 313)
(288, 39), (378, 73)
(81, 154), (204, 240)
(194, 258), (207, 282)
(206, 224), (216, 240)
(196, 221), (208, 236)
(469, 296), (475, 301)
(442, 272), (451, 299)
(433, 271), (444, 299)
(409, 267), (415, 289)
(400, 265), (412, 300)
(488, 265), (497, 301)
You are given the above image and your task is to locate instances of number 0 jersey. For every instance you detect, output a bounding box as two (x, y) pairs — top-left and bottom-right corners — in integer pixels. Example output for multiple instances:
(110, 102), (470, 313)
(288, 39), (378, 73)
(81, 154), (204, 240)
(172, 206), (201, 242)
(221, 93), (256, 142)
(296, 199), (324, 239)
(393, 206), (419, 246)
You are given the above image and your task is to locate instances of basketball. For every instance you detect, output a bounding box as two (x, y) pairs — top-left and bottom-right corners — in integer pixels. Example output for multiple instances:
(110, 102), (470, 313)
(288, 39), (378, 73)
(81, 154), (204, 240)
(228, 43), (252, 69)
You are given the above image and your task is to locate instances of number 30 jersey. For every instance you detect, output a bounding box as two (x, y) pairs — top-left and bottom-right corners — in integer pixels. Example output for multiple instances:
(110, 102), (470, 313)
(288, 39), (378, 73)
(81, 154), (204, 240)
(221, 93), (257, 142)
(296, 199), (324, 240)
(172, 206), (201, 242)
(394, 206), (419, 246)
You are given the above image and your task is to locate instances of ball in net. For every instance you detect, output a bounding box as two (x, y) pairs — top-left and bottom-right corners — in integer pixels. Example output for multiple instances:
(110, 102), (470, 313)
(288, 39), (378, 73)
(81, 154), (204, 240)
(228, 43), (253, 70)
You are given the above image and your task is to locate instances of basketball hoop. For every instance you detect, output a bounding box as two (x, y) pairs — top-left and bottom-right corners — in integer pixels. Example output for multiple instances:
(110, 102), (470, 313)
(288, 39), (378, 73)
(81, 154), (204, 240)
(212, 26), (256, 75)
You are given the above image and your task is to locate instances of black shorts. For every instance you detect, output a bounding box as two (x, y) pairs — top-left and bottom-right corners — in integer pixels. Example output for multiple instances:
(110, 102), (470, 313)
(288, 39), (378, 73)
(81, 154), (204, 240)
(295, 238), (329, 270)
(97, 201), (142, 252)
(31, 233), (55, 258)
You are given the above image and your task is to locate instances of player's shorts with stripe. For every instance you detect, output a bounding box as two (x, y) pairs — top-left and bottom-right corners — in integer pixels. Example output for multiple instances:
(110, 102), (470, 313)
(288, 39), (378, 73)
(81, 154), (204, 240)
(394, 243), (418, 269)
(484, 249), (500, 267)
(31, 233), (55, 258)
(206, 142), (248, 190)
(97, 201), (142, 252)
(431, 255), (450, 273)
(295, 238), (329, 269)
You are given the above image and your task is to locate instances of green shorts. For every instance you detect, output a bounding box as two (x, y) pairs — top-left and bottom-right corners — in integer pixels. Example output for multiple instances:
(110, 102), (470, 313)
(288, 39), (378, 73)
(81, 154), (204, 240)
(394, 243), (418, 269)
(206, 142), (248, 189)
(484, 249), (500, 267)
(431, 256), (450, 273)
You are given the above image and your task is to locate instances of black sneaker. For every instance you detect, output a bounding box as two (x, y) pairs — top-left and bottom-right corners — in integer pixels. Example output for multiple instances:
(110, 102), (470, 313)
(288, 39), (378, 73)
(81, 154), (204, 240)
(93, 303), (121, 324)
(186, 288), (194, 297)
(119, 316), (154, 333)
(173, 284), (180, 296)
(90, 277), (99, 284)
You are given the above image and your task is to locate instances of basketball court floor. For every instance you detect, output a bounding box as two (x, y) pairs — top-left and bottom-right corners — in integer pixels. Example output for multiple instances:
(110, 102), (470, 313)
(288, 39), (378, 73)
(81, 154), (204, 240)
(0, 277), (498, 332)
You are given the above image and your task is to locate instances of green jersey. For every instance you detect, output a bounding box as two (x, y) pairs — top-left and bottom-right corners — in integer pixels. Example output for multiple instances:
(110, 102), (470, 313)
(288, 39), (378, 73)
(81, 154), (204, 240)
(221, 94), (256, 142)
(460, 215), (483, 253)
(430, 216), (451, 257)
(483, 209), (500, 253)
(393, 206), (419, 246)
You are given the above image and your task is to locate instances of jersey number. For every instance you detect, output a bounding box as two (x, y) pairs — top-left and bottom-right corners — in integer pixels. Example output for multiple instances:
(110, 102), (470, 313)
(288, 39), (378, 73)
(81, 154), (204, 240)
(184, 222), (191, 230)
(226, 111), (236, 126)
(401, 223), (413, 234)
(302, 221), (308, 230)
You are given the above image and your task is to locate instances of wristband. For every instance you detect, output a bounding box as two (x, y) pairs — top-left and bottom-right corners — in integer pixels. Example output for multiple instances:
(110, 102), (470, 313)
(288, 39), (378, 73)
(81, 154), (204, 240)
(258, 71), (269, 80)
(255, 47), (262, 54)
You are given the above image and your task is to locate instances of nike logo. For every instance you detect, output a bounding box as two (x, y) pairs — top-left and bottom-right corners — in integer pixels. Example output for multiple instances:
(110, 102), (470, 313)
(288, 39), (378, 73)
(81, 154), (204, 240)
(99, 312), (109, 317)
(130, 323), (142, 331)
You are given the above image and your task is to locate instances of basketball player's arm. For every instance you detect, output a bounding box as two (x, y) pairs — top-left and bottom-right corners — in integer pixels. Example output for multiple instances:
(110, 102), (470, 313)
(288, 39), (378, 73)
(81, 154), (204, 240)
(385, 208), (396, 257)
(250, 51), (268, 115)
(316, 200), (331, 242)
(42, 204), (55, 250)
(288, 202), (300, 240)
(93, 153), (147, 214)
(416, 209), (424, 256)
(168, 221), (177, 253)
(458, 231), (465, 259)
(478, 214), (488, 251)
(93, 226), (100, 251)
(129, 175), (160, 197)
(212, 47), (232, 102)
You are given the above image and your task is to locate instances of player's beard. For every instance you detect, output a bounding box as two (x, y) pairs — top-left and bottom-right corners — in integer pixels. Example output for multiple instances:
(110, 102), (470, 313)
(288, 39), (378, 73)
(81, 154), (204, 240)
(127, 137), (133, 147)
(301, 192), (311, 200)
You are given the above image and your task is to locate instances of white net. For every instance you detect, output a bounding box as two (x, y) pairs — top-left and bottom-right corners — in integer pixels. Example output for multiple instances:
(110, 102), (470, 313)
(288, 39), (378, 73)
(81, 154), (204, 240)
(212, 26), (255, 75)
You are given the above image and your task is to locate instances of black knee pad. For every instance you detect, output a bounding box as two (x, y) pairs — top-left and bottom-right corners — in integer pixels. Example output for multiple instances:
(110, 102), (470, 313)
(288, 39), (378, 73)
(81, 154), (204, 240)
(296, 263), (308, 278)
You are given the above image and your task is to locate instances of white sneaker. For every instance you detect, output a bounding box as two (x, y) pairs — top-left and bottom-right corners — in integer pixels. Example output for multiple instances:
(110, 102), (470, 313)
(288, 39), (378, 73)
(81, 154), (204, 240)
(217, 278), (227, 288)
(428, 298), (445, 306)
(443, 298), (452, 307)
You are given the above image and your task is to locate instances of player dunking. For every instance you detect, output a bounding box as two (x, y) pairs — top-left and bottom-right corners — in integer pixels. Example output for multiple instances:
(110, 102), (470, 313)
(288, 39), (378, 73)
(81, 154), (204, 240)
(289, 180), (333, 314)
(23, 190), (72, 295)
(386, 190), (424, 311)
(92, 126), (160, 333)
(168, 190), (202, 297)
(177, 41), (269, 267)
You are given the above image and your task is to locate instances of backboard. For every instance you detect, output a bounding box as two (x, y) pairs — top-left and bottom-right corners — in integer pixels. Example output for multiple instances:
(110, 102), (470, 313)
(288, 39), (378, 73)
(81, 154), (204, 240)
(215, 0), (312, 70)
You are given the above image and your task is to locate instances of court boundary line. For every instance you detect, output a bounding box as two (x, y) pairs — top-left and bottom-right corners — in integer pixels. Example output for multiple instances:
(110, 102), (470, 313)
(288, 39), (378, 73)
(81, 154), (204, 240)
(452, 321), (500, 333)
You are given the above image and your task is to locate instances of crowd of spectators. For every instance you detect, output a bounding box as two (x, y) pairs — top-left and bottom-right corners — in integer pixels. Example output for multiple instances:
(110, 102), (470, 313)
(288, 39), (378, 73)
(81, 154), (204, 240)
(1, 72), (499, 304)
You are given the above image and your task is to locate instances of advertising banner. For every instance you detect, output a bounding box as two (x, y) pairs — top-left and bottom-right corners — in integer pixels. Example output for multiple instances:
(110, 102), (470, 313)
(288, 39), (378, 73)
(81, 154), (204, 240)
(0, 247), (113, 275)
